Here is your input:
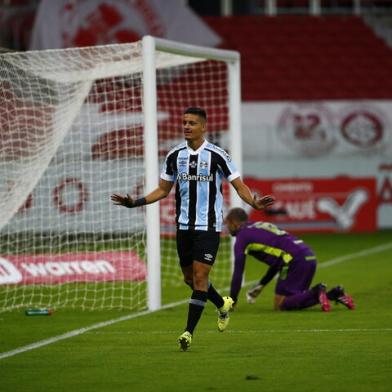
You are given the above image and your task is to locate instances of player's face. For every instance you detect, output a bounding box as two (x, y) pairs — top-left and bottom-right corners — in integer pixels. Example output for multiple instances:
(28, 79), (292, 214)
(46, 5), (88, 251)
(182, 113), (206, 144)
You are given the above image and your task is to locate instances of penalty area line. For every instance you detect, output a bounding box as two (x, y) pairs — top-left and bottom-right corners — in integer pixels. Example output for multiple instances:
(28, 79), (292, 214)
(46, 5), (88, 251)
(1, 240), (391, 361)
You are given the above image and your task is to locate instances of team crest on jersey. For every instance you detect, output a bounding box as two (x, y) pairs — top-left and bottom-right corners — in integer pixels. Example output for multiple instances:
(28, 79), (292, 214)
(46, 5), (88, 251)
(178, 158), (188, 166)
(200, 161), (208, 169)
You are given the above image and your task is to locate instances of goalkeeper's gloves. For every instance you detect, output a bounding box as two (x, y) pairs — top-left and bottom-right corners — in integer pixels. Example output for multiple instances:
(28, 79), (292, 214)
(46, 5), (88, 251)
(246, 284), (264, 304)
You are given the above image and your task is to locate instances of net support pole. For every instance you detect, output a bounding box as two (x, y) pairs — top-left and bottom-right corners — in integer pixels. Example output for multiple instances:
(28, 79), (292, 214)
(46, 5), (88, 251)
(142, 36), (161, 311)
(228, 57), (242, 208)
(227, 54), (242, 277)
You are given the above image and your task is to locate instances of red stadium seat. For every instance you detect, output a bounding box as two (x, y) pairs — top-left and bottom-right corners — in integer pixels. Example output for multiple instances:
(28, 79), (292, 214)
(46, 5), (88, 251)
(204, 15), (392, 101)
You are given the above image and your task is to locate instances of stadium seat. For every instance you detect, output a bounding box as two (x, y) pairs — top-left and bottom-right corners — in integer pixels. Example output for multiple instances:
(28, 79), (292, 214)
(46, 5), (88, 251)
(204, 15), (392, 101)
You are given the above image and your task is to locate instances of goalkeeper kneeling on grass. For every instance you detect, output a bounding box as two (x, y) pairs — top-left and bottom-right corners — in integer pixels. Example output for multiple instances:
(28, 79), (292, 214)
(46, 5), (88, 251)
(224, 208), (355, 312)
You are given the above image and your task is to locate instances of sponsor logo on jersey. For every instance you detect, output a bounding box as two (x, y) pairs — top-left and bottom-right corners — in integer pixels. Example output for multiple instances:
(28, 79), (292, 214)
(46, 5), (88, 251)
(189, 161), (198, 169)
(177, 173), (213, 182)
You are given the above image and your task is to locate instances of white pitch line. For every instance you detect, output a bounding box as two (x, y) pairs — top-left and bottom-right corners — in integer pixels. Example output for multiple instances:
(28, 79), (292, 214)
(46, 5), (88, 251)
(319, 241), (392, 268)
(0, 299), (187, 361)
(225, 328), (392, 334)
(1, 241), (392, 361)
(88, 328), (392, 335)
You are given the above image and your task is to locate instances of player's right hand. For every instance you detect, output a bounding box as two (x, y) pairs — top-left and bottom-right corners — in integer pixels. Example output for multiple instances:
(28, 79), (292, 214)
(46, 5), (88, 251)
(111, 193), (135, 208)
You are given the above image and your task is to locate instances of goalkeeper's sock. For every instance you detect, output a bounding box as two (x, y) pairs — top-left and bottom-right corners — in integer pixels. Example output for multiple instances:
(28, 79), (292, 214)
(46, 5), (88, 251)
(207, 282), (224, 309)
(185, 290), (208, 334)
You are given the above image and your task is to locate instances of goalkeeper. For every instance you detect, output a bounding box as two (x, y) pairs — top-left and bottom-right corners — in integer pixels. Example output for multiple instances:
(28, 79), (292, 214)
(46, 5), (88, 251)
(224, 208), (355, 312)
(111, 107), (274, 351)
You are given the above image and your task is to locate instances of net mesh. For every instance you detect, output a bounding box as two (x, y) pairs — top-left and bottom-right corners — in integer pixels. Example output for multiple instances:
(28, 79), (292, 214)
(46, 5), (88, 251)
(0, 41), (234, 312)
(156, 60), (232, 290)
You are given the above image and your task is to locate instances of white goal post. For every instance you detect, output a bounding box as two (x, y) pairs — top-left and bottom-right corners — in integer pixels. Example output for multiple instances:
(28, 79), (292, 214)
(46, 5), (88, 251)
(0, 36), (242, 312)
(143, 36), (242, 310)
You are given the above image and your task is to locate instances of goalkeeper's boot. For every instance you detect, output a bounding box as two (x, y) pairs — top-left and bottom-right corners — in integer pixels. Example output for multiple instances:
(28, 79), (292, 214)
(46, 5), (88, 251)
(217, 296), (234, 332)
(327, 286), (355, 310)
(178, 331), (192, 351)
(246, 284), (263, 304)
(312, 283), (331, 312)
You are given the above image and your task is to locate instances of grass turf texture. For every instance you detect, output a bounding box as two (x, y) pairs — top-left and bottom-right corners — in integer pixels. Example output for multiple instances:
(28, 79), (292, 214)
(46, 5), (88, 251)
(0, 231), (391, 392)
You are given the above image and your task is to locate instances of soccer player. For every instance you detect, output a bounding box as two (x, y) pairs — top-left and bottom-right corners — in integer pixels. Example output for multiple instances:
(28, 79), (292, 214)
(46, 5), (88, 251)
(111, 107), (275, 351)
(224, 207), (355, 312)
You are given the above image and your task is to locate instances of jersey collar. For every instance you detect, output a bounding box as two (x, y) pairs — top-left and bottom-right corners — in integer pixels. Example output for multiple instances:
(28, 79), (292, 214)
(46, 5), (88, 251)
(186, 139), (208, 154)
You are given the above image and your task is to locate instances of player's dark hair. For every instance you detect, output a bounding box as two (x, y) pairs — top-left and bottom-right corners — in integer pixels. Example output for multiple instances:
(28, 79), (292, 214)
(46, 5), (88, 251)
(184, 107), (207, 121)
(226, 208), (248, 223)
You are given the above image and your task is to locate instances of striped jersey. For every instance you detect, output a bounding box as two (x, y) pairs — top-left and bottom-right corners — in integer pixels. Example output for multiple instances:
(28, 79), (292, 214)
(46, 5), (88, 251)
(160, 140), (240, 231)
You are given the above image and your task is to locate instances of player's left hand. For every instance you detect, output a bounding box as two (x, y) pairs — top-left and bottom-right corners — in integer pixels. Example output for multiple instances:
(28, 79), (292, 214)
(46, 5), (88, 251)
(253, 194), (275, 210)
(111, 193), (135, 208)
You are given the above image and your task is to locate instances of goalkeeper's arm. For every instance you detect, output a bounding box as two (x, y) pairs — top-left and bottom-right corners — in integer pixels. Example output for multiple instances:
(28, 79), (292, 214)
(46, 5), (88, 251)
(258, 264), (280, 287)
(111, 179), (173, 208)
(246, 265), (279, 304)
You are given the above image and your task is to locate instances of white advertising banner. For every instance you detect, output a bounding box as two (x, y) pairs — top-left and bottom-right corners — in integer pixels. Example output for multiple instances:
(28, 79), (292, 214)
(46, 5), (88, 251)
(4, 161), (146, 233)
(3, 100), (391, 232)
(242, 100), (392, 160)
(30, 0), (221, 50)
(242, 101), (392, 228)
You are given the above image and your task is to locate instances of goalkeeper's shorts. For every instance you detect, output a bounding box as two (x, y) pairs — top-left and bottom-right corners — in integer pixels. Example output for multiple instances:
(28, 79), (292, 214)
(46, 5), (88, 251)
(275, 255), (317, 296)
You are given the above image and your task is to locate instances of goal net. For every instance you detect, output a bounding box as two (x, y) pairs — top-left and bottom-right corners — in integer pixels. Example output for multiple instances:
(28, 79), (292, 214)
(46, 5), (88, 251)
(0, 37), (241, 312)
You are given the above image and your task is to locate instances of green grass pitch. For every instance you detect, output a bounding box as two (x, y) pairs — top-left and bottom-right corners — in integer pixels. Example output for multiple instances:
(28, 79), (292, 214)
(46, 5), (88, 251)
(0, 231), (391, 392)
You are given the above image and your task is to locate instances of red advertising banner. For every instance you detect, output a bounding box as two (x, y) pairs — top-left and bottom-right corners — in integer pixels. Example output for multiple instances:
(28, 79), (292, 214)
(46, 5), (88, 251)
(0, 251), (146, 286)
(245, 177), (377, 232)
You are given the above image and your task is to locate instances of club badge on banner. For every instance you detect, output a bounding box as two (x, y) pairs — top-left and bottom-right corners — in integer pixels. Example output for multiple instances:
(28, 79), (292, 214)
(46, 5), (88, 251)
(242, 101), (392, 160)
(30, 0), (221, 49)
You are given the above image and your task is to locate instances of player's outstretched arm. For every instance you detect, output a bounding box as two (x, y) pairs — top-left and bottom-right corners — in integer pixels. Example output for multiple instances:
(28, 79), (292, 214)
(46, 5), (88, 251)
(111, 179), (173, 208)
(231, 177), (275, 210)
(111, 193), (139, 208)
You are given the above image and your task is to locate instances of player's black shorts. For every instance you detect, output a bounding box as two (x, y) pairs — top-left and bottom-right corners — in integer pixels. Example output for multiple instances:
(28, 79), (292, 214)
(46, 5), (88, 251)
(176, 229), (220, 266)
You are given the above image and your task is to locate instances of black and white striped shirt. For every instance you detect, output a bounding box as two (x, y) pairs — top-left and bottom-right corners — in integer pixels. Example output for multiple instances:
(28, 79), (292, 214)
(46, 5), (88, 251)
(160, 140), (240, 232)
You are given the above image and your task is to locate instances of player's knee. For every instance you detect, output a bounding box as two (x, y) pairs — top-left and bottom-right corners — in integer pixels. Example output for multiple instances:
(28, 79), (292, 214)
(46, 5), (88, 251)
(193, 271), (208, 288)
(184, 278), (193, 288)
